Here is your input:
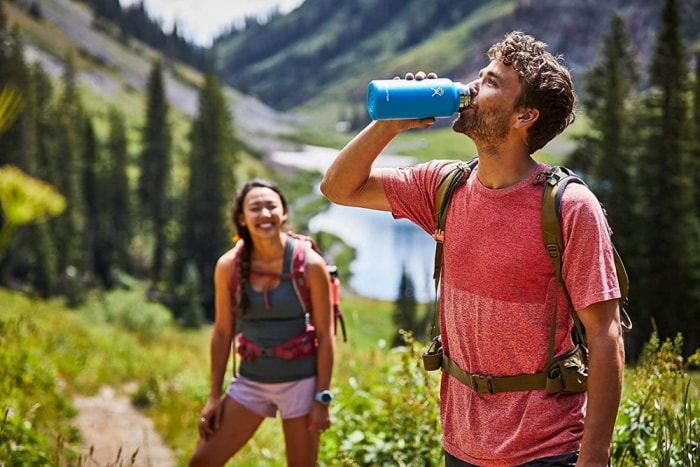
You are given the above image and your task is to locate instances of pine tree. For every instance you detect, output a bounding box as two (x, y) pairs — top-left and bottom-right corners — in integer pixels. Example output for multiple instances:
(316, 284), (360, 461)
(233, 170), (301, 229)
(53, 54), (86, 305)
(569, 14), (646, 357)
(636, 0), (699, 356)
(81, 116), (105, 286)
(392, 265), (418, 346)
(692, 52), (700, 219)
(138, 59), (171, 287)
(26, 63), (60, 297)
(107, 109), (132, 274)
(177, 70), (237, 319)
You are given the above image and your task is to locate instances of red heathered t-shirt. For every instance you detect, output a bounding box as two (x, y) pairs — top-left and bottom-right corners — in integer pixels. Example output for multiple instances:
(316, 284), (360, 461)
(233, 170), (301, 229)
(383, 160), (621, 466)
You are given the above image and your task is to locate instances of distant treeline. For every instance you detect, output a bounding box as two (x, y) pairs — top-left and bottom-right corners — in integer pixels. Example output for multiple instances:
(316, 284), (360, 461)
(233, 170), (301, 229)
(83, 0), (207, 70)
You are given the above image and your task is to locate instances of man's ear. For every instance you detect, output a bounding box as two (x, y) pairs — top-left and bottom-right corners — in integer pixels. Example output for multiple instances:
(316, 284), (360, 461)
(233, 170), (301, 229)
(515, 108), (539, 128)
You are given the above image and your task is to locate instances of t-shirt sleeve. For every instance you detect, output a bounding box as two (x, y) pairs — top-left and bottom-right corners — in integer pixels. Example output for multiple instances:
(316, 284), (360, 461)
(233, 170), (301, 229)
(382, 160), (460, 235)
(559, 183), (621, 310)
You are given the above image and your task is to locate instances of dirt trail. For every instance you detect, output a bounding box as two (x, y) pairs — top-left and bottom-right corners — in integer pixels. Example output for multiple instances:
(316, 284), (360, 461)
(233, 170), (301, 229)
(72, 385), (177, 467)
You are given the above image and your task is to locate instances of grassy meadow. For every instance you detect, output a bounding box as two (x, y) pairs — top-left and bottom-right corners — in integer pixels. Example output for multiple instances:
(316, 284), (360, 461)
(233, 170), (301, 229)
(0, 285), (440, 466)
(1, 281), (698, 466)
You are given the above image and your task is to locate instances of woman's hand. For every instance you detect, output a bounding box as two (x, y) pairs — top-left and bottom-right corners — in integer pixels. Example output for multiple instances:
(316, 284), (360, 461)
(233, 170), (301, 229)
(198, 395), (226, 440)
(307, 402), (331, 434)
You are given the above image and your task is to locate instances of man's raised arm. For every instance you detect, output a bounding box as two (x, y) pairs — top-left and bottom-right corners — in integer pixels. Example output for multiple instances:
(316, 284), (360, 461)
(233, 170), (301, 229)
(320, 119), (434, 211)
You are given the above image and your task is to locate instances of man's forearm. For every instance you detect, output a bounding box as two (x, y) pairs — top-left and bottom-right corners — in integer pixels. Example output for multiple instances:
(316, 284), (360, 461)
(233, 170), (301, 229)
(320, 121), (400, 209)
(577, 332), (624, 466)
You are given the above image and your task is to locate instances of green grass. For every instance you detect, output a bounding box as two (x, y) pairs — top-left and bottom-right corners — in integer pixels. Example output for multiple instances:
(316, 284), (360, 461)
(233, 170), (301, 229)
(2, 274), (698, 466)
(0, 285), (405, 466)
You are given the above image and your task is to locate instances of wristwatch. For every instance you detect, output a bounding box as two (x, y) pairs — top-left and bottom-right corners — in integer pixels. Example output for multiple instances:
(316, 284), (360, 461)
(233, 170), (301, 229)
(314, 390), (334, 405)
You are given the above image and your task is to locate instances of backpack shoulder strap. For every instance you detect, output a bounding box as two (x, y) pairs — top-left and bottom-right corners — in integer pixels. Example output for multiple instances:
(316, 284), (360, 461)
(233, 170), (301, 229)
(229, 240), (245, 378)
(540, 166), (632, 344)
(433, 157), (479, 286)
(229, 239), (245, 303)
(286, 231), (348, 342)
(286, 232), (313, 314)
(429, 157), (478, 336)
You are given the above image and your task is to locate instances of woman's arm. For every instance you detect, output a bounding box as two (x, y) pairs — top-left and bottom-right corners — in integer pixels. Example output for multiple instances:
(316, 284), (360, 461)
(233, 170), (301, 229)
(199, 250), (236, 438)
(305, 249), (334, 432)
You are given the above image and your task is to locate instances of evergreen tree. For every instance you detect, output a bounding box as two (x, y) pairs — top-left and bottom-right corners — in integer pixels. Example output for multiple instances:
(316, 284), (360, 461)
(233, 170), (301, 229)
(107, 109), (132, 274)
(138, 59), (171, 287)
(81, 116), (104, 287)
(569, 15), (645, 357)
(392, 266), (418, 345)
(52, 54), (86, 305)
(26, 63), (60, 297)
(636, 0), (699, 356)
(177, 70), (237, 319)
(692, 52), (700, 218)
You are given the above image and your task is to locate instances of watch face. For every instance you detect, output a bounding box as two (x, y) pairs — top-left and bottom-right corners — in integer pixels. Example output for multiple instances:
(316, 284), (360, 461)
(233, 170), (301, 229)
(316, 391), (333, 404)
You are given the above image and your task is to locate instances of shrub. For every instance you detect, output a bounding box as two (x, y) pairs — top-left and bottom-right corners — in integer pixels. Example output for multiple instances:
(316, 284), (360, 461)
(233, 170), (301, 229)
(321, 331), (442, 466)
(613, 333), (700, 466)
(80, 287), (173, 340)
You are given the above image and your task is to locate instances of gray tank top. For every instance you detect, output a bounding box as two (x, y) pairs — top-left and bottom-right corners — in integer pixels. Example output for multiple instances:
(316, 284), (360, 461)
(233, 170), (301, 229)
(238, 237), (317, 383)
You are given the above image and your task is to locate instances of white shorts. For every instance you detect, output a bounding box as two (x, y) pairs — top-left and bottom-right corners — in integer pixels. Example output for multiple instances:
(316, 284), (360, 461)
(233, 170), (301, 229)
(226, 375), (316, 419)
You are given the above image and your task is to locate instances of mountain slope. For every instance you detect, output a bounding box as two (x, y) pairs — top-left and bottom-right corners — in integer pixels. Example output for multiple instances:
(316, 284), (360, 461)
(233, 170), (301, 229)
(6, 0), (300, 149)
(214, 0), (700, 117)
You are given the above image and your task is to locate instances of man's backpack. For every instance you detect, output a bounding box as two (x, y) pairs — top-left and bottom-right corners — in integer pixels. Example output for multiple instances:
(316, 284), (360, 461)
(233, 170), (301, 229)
(422, 158), (632, 394)
(231, 232), (347, 342)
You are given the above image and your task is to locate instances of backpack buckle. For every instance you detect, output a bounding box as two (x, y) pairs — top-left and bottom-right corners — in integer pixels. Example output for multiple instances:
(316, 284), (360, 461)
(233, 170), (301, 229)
(546, 243), (560, 260)
(471, 374), (495, 394)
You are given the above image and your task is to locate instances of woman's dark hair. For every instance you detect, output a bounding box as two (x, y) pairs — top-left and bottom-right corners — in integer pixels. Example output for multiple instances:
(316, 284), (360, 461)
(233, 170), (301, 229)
(229, 179), (288, 315)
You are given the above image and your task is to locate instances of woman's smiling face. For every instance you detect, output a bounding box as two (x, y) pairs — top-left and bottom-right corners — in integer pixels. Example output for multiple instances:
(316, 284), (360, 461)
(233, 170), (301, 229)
(239, 187), (288, 238)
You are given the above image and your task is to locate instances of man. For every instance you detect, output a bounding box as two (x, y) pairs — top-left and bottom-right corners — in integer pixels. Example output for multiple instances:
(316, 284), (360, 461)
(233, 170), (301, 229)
(320, 31), (624, 466)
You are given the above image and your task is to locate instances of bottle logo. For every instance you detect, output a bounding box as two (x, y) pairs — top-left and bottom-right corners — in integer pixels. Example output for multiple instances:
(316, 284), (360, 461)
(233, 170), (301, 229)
(431, 87), (445, 97)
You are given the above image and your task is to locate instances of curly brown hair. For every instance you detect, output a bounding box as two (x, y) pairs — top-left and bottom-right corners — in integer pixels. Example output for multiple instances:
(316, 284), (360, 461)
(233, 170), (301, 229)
(488, 31), (577, 153)
(229, 179), (289, 315)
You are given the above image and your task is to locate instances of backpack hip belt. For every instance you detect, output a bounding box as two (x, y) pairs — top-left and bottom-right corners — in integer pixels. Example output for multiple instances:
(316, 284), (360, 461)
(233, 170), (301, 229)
(237, 325), (318, 362)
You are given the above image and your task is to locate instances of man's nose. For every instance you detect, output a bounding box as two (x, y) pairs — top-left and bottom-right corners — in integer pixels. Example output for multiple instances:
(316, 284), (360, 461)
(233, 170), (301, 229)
(468, 80), (480, 96)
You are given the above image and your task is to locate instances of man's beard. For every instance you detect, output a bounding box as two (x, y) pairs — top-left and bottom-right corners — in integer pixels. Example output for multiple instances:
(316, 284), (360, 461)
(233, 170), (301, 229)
(452, 107), (510, 149)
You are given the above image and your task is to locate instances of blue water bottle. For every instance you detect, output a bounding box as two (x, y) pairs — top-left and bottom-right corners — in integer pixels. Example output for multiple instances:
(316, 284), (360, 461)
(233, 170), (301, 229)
(366, 78), (471, 120)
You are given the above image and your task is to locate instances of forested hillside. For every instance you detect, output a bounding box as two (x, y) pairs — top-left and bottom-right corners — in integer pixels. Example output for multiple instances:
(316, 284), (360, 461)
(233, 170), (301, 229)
(214, 0), (700, 114)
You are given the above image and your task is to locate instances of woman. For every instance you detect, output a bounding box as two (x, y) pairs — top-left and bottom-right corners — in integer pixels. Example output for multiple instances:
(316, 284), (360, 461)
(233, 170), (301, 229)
(189, 179), (335, 467)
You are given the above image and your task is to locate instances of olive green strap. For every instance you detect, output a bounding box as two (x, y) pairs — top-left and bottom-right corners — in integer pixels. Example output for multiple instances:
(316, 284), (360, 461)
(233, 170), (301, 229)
(540, 167), (587, 347)
(441, 354), (547, 393)
(540, 166), (633, 336)
(430, 158), (478, 336)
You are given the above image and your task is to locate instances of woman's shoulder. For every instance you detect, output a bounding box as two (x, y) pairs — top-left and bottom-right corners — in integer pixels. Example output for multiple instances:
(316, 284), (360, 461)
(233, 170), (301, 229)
(216, 243), (242, 271)
(285, 233), (327, 274)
